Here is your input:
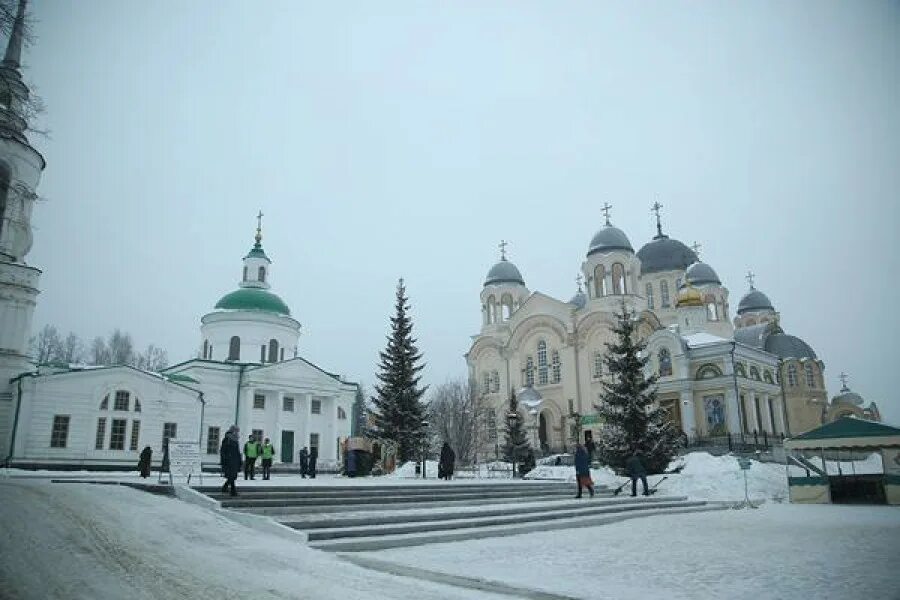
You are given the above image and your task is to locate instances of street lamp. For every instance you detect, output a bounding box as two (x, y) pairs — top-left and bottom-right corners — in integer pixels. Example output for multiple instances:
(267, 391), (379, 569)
(421, 420), (430, 479)
(506, 410), (519, 478)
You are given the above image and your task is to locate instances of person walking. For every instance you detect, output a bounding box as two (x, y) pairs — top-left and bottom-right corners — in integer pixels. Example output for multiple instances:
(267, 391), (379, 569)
(347, 449), (358, 478)
(260, 437), (276, 481)
(626, 451), (649, 497)
(220, 425), (241, 497)
(574, 443), (594, 498)
(438, 442), (456, 481)
(137, 446), (152, 478)
(308, 446), (318, 479)
(243, 434), (260, 480)
(298, 446), (309, 478)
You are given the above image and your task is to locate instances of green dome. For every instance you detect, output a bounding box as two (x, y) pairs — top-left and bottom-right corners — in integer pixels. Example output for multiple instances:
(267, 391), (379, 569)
(214, 288), (291, 316)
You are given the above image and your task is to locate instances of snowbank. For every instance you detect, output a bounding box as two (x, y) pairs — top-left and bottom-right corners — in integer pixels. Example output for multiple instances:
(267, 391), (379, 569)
(525, 451), (789, 501)
(391, 460), (440, 478)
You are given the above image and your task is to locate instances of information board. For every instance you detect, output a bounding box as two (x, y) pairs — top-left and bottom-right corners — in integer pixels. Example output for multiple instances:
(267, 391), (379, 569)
(168, 439), (202, 482)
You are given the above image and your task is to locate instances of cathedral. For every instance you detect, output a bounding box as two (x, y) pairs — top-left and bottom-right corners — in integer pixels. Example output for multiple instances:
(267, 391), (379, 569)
(0, 5), (355, 471)
(467, 203), (880, 455)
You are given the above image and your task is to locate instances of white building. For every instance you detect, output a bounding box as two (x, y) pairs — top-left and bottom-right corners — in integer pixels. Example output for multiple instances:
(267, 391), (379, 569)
(467, 205), (833, 455)
(0, 7), (355, 470)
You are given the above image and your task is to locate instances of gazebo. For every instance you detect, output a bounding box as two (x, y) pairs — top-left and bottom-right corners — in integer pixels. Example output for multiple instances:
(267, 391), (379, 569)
(784, 417), (900, 505)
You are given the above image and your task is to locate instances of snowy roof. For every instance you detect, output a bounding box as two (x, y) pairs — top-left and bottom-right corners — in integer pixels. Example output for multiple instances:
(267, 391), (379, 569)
(682, 332), (729, 347)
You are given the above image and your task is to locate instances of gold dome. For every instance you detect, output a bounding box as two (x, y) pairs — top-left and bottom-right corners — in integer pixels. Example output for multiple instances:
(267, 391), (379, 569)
(676, 284), (704, 307)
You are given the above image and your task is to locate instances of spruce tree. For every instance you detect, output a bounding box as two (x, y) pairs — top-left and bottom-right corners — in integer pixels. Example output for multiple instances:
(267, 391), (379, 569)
(595, 302), (681, 474)
(501, 390), (532, 473)
(370, 279), (428, 463)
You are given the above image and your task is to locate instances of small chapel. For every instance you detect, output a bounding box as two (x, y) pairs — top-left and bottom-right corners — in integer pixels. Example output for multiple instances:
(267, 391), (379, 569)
(467, 203), (881, 455)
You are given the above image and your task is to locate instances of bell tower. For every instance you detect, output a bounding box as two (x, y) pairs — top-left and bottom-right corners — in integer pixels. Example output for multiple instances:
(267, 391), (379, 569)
(0, 0), (46, 389)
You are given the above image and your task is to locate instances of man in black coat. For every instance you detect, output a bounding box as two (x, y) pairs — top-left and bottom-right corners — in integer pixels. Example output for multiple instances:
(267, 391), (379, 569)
(220, 425), (242, 497)
(439, 442), (455, 480)
(626, 451), (649, 497)
(308, 446), (318, 479)
(298, 447), (309, 478)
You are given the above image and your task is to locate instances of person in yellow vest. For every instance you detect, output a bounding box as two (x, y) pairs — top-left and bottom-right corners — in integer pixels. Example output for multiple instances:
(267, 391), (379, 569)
(243, 434), (261, 480)
(260, 438), (276, 481)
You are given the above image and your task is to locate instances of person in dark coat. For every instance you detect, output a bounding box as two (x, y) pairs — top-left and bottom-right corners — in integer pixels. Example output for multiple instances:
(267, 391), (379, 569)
(137, 446), (152, 478)
(298, 447), (309, 478)
(308, 446), (318, 479)
(574, 443), (594, 498)
(347, 450), (358, 478)
(626, 451), (649, 497)
(438, 442), (455, 480)
(220, 425), (242, 496)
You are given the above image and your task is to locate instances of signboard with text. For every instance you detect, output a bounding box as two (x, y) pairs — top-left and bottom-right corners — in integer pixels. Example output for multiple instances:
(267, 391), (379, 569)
(168, 439), (202, 481)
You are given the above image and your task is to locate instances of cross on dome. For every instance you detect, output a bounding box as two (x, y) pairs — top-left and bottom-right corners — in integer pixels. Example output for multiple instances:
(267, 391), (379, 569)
(576, 273), (583, 291)
(745, 270), (755, 288)
(499, 239), (508, 261)
(839, 371), (850, 391)
(651, 199), (664, 237)
(690, 241), (702, 259)
(601, 202), (612, 226)
(255, 210), (264, 246)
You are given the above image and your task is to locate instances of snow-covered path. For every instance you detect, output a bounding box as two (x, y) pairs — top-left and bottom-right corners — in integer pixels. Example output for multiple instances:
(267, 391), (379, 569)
(0, 479), (505, 600)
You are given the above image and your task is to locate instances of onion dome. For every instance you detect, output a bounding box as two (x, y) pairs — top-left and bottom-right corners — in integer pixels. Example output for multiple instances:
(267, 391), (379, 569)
(737, 289), (775, 315)
(484, 258), (525, 286)
(763, 333), (817, 360)
(637, 236), (698, 275)
(587, 225), (634, 257)
(675, 284), (704, 308)
(214, 288), (291, 316)
(684, 261), (721, 286)
(833, 389), (864, 407)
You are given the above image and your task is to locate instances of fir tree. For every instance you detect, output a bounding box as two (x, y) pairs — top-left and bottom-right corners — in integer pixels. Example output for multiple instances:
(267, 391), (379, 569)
(595, 302), (681, 474)
(501, 390), (532, 472)
(370, 279), (429, 463)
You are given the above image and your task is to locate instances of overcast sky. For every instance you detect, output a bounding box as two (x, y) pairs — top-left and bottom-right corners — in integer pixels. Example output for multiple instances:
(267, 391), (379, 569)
(22, 1), (900, 423)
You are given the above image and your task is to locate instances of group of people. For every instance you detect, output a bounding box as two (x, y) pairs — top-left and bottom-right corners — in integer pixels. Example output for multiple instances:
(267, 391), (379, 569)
(574, 444), (651, 499)
(217, 426), (319, 496)
(241, 434), (277, 481)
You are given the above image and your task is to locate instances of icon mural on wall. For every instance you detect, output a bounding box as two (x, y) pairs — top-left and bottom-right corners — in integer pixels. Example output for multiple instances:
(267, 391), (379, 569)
(704, 395), (727, 436)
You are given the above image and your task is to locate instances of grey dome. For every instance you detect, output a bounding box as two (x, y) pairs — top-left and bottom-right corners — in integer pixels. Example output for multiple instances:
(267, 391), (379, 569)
(636, 235), (698, 275)
(737, 289), (775, 314)
(684, 261), (721, 286)
(587, 225), (634, 257)
(484, 259), (525, 286)
(764, 333), (817, 360)
(569, 290), (587, 309)
(834, 389), (864, 406)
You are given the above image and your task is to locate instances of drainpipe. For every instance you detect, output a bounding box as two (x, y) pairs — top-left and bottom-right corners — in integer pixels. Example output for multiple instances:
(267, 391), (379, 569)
(4, 375), (25, 466)
(198, 391), (205, 446)
(234, 364), (246, 426)
(730, 342), (743, 435)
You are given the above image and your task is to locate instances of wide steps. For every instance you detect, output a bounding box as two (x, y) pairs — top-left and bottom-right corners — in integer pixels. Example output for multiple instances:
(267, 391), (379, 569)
(309, 501), (725, 552)
(303, 496), (694, 541)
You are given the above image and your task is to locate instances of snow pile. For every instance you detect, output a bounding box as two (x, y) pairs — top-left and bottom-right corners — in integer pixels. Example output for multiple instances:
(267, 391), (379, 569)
(391, 460), (440, 478)
(525, 452), (789, 501)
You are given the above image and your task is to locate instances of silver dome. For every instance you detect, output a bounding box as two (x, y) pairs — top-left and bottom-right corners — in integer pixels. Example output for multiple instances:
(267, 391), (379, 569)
(833, 390), (865, 406)
(636, 235), (698, 275)
(764, 333), (817, 360)
(737, 289), (775, 314)
(587, 225), (634, 257)
(684, 261), (721, 286)
(484, 259), (525, 287)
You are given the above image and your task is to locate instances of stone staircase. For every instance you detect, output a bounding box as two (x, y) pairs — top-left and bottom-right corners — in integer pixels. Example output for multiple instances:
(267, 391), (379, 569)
(196, 481), (725, 552)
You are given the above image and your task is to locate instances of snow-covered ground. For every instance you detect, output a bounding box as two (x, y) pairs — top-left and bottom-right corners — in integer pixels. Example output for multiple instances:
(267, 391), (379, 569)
(0, 478), (505, 600)
(372, 504), (900, 600)
(526, 451), (790, 501)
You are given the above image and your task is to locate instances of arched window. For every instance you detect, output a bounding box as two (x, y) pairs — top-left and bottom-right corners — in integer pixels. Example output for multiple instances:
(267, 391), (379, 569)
(787, 364), (798, 386)
(99, 395), (109, 410)
(525, 357), (534, 386)
(735, 363), (747, 378)
(268, 339), (279, 363)
(611, 263), (626, 295)
(551, 350), (561, 384)
(242, 266), (248, 282)
(202, 340), (209, 359)
(660, 280), (670, 307)
(804, 363), (815, 387)
(763, 370), (774, 384)
(594, 265), (606, 297)
(134, 397), (141, 412)
(501, 294), (513, 321)
(114, 390), (130, 411)
(749, 366), (761, 381)
(337, 407), (347, 419)
(696, 364), (723, 380)
(707, 301), (718, 321)
(593, 352), (603, 379)
(537, 341), (548, 385)
(228, 336), (240, 361)
(645, 283), (654, 309)
(490, 370), (500, 393)
(658, 348), (672, 377)
(258, 266), (266, 283)
(486, 296), (496, 325)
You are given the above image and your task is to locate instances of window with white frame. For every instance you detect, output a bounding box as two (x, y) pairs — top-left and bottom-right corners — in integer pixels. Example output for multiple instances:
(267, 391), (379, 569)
(283, 396), (295, 412)
(253, 394), (265, 409)
(310, 432), (320, 449)
(228, 336), (240, 361)
(482, 373), (490, 394)
(611, 263), (626, 294)
(110, 419), (127, 450)
(490, 370), (500, 393)
(50, 415), (70, 448)
(114, 390), (129, 411)
(537, 341), (548, 385)
(252, 428), (263, 442)
(646, 283), (654, 309)
(551, 350), (561, 384)
(660, 280), (670, 307)
(787, 364), (798, 386)
(95, 418), (106, 449)
(805, 363), (815, 387)
(338, 407), (347, 420)
(311, 398), (322, 414)
(129, 420), (141, 451)
(207, 426), (220, 454)
(593, 352), (603, 379)
(525, 357), (534, 386)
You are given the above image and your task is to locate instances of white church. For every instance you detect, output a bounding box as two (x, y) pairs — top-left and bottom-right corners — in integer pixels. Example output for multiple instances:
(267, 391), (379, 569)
(0, 9), (356, 471)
